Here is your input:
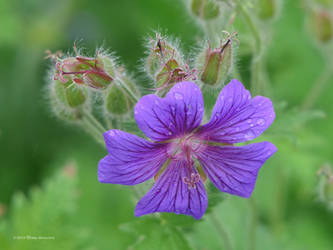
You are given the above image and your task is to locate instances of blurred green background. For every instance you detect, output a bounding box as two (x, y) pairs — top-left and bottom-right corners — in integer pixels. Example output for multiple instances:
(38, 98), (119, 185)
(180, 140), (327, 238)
(1, 0), (333, 249)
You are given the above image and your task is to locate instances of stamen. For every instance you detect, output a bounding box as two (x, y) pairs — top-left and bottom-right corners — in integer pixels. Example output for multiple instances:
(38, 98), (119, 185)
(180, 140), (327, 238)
(183, 173), (200, 189)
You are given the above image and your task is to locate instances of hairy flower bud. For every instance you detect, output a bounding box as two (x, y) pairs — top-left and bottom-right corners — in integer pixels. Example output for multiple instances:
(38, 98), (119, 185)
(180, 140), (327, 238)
(191, 0), (220, 20)
(49, 79), (88, 121)
(196, 34), (235, 86)
(54, 52), (114, 90)
(310, 8), (333, 43)
(145, 34), (185, 78)
(145, 34), (196, 95)
(104, 77), (138, 116)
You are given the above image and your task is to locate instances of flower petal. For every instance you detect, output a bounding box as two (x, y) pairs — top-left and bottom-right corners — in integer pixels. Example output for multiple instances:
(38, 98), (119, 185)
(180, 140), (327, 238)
(197, 142), (277, 198)
(135, 160), (208, 219)
(134, 81), (204, 141)
(199, 79), (275, 143)
(98, 130), (168, 185)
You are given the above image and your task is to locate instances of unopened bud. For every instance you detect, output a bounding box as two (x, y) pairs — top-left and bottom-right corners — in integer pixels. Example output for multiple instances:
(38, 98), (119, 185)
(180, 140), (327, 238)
(145, 34), (185, 78)
(145, 34), (196, 95)
(104, 80), (137, 116)
(54, 80), (87, 108)
(155, 59), (197, 96)
(65, 83), (87, 108)
(310, 9), (333, 43)
(49, 79), (88, 121)
(191, 0), (220, 20)
(196, 35), (234, 86)
(54, 50), (114, 90)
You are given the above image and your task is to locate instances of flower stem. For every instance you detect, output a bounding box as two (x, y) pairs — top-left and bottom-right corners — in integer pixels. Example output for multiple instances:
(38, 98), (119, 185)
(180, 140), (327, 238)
(117, 77), (139, 103)
(204, 21), (219, 45)
(248, 197), (257, 250)
(81, 116), (105, 145)
(301, 65), (332, 110)
(234, 0), (264, 95)
(81, 109), (107, 134)
(79, 109), (107, 145)
(209, 211), (233, 250)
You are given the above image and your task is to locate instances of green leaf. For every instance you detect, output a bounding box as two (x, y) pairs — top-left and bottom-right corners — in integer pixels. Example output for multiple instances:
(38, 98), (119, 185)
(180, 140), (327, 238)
(1, 163), (93, 250)
(119, 218), (192, 250)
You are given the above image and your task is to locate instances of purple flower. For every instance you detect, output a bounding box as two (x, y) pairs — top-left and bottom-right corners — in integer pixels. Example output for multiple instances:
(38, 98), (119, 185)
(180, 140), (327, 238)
(98, 79), (277, 219)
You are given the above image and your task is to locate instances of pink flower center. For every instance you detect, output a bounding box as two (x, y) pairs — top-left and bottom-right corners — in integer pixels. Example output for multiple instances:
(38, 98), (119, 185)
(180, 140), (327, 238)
(166, 134), (207, 189)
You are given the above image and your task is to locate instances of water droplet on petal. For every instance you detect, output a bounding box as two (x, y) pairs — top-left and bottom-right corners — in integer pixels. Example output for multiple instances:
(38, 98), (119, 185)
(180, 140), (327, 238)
(244, 130), (255, 140)
(257, 118), (265, 126)
(168, 131), (172, 135)
(250, 124), (254, 127)
(174, 92), (184, 100)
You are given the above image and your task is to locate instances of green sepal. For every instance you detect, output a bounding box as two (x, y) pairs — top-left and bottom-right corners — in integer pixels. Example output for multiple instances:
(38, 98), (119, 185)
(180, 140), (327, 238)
(105, 84), (132, 115)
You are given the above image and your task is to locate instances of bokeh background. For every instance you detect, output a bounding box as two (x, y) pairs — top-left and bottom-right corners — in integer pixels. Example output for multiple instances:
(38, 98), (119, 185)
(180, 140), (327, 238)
(1, 0), (333, 249)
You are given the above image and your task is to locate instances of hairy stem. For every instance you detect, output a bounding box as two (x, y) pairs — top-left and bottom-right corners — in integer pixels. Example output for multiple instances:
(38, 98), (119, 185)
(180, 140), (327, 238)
(204, 21), (219, 45)
(81, 109), (107, 134)
(234, 0), (265, 95)
(81, 116), (105, 145)
(301, 65), (332, 110)
(117, 77), (139, 103)
(209, 211), (233, 250)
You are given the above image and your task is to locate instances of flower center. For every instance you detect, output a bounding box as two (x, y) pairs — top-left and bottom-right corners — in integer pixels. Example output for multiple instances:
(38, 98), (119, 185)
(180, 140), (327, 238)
(166, 134), (205, 160)
(166, 134), (207, 189)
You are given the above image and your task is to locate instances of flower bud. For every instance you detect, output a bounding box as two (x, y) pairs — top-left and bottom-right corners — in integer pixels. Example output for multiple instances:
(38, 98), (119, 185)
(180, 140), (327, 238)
(155, 59), (197, 96)
(145, 34), (196, 95)
(256, 0), (277, 20)
(54, 80), (87, 108)
(54, 53), (113, 90)
(196, 36), (233, 86)
(310, 8), (333, 43)
(191, 0), (220, 20)
(104, 79), (137, 116)
(49, 79), (88, 121)
(145, 34), (185, 78)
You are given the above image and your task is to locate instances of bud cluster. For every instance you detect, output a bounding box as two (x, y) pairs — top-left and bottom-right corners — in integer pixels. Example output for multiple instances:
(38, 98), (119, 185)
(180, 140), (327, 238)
(48, 47), (139, 123)
(145, 34), (197, 96)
